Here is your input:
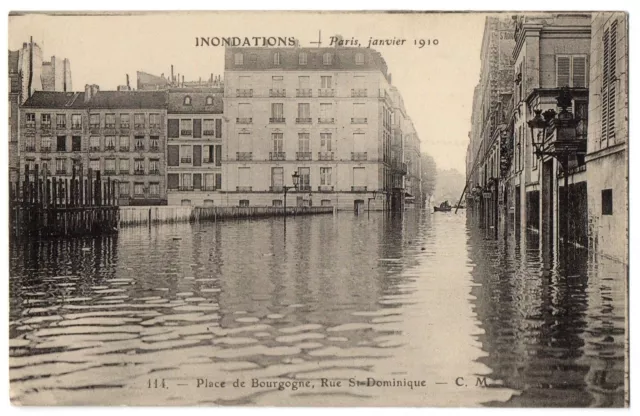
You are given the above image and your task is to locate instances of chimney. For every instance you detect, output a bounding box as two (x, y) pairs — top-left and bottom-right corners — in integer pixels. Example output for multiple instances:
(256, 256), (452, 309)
(84, 84), (92, 102)
(171, 65), (174, 83)
(126, 74), (130, 88)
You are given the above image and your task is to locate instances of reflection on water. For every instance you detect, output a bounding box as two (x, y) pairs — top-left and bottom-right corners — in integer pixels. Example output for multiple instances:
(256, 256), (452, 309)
(9, 210), (626, 406)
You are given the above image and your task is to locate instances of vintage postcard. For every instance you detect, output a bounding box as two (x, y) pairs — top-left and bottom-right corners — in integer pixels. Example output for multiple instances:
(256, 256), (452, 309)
(7, 10), (629, 407)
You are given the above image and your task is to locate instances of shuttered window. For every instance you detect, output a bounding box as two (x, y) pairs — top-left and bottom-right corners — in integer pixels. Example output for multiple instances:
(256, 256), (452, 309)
(215, 119), (222, 138)
(193, 145), (202, 167)
(168, 119), (179, 138)
(556, 56), (571, 87)
(193, 119), (202, 138)
(601, 21), (617, 142)
(572, 56), (587, 88)
(167, 173), (179, 190)
(556, 55), (588, 88)
(167, 145), (179, 166)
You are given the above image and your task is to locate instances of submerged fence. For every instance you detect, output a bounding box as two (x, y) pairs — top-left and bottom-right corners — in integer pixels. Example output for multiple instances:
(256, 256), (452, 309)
(10, 165), (119, 238)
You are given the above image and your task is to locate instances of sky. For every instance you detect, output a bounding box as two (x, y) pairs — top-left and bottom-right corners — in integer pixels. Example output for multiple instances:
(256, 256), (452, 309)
(9, 11), (487, 173)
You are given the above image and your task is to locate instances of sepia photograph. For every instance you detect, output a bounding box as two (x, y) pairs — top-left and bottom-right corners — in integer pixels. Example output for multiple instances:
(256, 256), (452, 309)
(6, 9), (629, 407)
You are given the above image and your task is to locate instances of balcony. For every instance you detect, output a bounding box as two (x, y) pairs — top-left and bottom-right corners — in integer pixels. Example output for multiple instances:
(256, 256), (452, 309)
(120, 146), (130, 152)
(178, 186), (194, 192)
(296, 117), (312, 124)
(180, 157), (192, 164)
(351, 117), (367, 124)
(296, 152), (312, 161)
(269, 185), (284, 192)
(318, 185), (334, 192)
(236, 152), (253, 161)
(236, 186), (252, 192)
(269, 152), (286, 161)
(318, 117), (335, 124)
(203, 130), (215, 136)
(318, 151), (334, 161)
(105, 145), (116, 151)
(236, 117), (253, 124)
(269, 117), (286, 123)
(351, 185), (368, 192)
(318, 88), (334, 97)
(351, 152), (368, 161)
(296, 88), (312, 97)
(181, 130), (193, 136)
(236, 89), (253, 97)
(134, 169), (145, 176)
(351, 88), (367, 97)
(270, 88), (286, 97)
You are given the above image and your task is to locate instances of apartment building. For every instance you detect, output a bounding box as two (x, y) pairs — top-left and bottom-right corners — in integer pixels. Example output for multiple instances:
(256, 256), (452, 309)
(166, 88), (224, 205)
(222, 46), (408, 211)
(19, 85), (168, 205)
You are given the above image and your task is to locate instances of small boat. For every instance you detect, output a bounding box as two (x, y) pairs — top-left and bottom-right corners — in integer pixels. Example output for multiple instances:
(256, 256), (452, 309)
(433, 201), (452, 212)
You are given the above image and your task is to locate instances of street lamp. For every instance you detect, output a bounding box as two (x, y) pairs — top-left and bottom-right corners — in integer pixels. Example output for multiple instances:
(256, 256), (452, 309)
(283, 171), (299, 220)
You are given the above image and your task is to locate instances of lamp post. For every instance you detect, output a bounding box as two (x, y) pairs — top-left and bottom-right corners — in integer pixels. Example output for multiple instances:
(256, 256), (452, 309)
(283, 171), (300, 220)
(367, 189), (378, 217)
(527, 87), (580, 249)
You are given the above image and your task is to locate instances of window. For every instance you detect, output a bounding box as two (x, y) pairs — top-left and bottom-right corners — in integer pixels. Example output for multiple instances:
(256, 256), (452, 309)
(298, 133), (310, 152)
(272, 76), (284, 93)
(181, 173), (192, 189)
(25, 136), (35, 151)
(149, 183), (160, 196)
(353, 133), (365, 152)
(41, 113), (51, 127)
(25, 113), (36, 127)
(234, 52), (244, 66)
(239, 200), (250, 207)
(297, 103), (311, 122)
(105, 158), (116, 173)
(203, 119), (215, 136)
(321, 76), (332, 88)
(353, 167), (366, 186)
(119, 182), (130, 196)
(149, 159), (160, 174)
(180, 145), (192, 164)
(206, 96), (214, 105)
(149, 136), (159, 151)
(181, 119), (192, 135)
(56, 114), (66, 128)
(602, 189), (613, 215)
(89, 136), (100, 151)
(298, 167), (310, 191)
(319, 103), (333, 122)
(89, 159), (100, 171)
(105, 136), (116, 150)
(556, 55), (588, 88)
(134, 113), (145, 128)
(299, 52), (307, 65)
(298, 76), (310, 89)
(71, 114), (82, 129)
(55, 158), (66, 174)
(271, 103), (284, 122)
(119, 158), (130, 174)
(352, 103), (366, 123)
(320, 132), (332, 151)
(272, 200), (283, 207)
(273, 52), (281, 66)
(90, 114), (100, 128)
(203, 173), (215, 190)
(238, 167), (251, 187)
(238, 133), (252, 155)
(321, 199), (332, 206)
(184, 96), (192, 105)
(181, 199), (192, 206)
(272, 167), (284, 188)
(320, 167), (332, 185)
(120, 114), (130, 128)
(134, 136), (145, 151)
(238, 103), (252, 123)
(272, 133), (284, 153)
(134, 182), (145, 196)
(41, 136), (51, 151)
(72, 136), (82, 152)
(105, 113), (116, 128)
(56, 136), (66, 152)
(203, 145), (215, 163)
(119, 136), (130, 151)
(149, 113), (160, 127)
(134, 159), (145, 174)
(323, 53), (332, 65)
(602, 21), (617, 142)
(355, 52), (365, 65)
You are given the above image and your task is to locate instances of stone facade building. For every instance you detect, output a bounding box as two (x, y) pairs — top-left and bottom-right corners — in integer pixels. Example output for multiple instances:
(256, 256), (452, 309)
(221, 46), (416, 211)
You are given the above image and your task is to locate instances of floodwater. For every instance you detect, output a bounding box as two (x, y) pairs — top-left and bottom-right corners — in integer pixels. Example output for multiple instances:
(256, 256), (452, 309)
(9, 210), (627, 406)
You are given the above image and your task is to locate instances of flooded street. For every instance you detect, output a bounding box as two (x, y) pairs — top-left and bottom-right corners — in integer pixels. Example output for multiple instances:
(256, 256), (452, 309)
(9, 210), (627, 406)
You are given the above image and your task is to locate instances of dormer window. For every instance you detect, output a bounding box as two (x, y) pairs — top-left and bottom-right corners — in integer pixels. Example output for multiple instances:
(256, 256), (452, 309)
(184, 96), (192, 105)
(273, 52), (281, 66)
(299, 52), (307, 65)
(206, 96), (214, 105)
(234, 52), (244, 66)
(355, 52), (364, 65)
(323, 53), (332, 65)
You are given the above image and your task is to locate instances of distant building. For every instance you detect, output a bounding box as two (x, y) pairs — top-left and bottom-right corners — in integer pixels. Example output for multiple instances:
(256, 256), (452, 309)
(41, 56), (72, 92)
(19, 86), (168, 205)
(586, 13), (628, 264)
(222, 46), (416, 211)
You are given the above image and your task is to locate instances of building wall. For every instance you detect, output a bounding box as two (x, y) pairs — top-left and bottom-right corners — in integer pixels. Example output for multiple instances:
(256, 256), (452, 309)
(17, 41), (43, 103)
(586, 12), (628, 264)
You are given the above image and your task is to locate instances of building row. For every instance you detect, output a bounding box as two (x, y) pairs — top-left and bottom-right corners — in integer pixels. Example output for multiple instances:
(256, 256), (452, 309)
(465, 13), (628, 264)
(13, 46), (424, 211)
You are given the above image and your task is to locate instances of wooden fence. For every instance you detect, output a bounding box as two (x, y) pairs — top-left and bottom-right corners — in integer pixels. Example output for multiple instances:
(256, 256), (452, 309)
(9, 164), (119, 238)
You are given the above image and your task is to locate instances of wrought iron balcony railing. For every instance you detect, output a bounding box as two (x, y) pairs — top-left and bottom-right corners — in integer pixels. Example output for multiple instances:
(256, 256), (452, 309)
(236, 186), (252, 192)
(351, 185), (368, 192)
(318, 117), (335, 124)
(181, 130), (192, 136)
(180, 157), (192, 164)
(318, 88), (334, 97)
(318, 185), (334, 192)
(269, 152), (286, 161)
(269, 185), (284, 192)
(296, 88), (312, 97)
(269, 117), (286, 123)
(236, 89), (253, 97)
(351, 117), (368, 124)
(296, 152), (312, 161)
(269, 88), (286, 97)
(296, 117), (312, 124)
(318, 151), (334, 161)
(236, 117), (253, 124)
(351, 151), (368, 161)
(236, 152), (253, 161)
(351, 88), (367, 97)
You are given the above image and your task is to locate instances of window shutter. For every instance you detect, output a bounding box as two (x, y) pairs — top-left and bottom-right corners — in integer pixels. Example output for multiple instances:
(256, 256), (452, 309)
(193, 145), (202, 167)
(572, 56), (587, 88)
(607, 22), (617, 140)
(193, 119), (202, 138)
(168, 119), (179, 138)
(167, 173), (179, 189)
(601, 28), (610, 140)
(215, 145), (222, 166)
(193, 173), (202, 190)
(215, 173), (222, 189)
(167, 145), (179, 166)
(556, 56), (571, 87)
(215, 119), (222, 138)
